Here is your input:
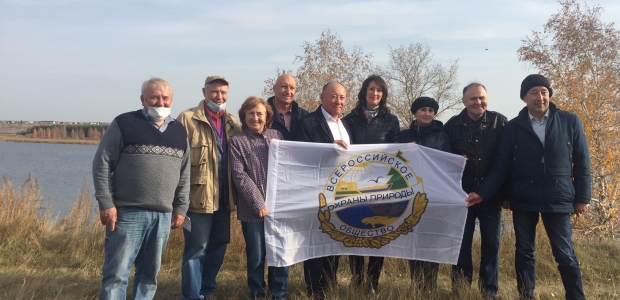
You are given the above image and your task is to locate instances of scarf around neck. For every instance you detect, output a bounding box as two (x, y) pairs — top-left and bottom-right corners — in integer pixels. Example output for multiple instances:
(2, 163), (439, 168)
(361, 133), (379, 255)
(363, 105), (379, 120)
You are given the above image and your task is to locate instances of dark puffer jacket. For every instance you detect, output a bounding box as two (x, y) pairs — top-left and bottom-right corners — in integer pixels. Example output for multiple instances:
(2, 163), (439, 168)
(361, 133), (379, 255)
(476, 103), (591, 213)
(399, 120), (450, 152)
(444, 109), (508, 209)
(343, 108), (400, 144)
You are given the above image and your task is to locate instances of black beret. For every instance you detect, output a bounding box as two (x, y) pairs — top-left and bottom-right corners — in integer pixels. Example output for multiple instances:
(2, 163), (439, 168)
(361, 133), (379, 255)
(411, 97), (439, 114)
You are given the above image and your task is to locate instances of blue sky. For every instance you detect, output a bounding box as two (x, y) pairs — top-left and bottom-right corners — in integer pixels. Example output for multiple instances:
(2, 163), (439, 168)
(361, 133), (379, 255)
(2, 0), (619, 122)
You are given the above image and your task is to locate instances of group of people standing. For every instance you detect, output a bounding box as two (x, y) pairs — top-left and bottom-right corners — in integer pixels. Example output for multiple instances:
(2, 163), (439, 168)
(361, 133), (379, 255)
(93, 72), (590, 300)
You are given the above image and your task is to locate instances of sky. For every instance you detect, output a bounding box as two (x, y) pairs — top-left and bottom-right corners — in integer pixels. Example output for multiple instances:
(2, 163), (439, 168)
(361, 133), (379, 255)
(1, 0), (619, 123)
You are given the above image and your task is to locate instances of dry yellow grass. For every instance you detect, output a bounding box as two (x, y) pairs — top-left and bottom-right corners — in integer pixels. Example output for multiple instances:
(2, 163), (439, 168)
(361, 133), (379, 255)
(0, 176), (618, 300)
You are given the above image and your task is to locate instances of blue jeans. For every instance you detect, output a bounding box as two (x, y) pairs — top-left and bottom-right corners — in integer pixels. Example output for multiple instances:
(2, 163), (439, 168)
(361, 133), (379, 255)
(513, 211), (585, 300)
(181, 209), (230, 300)
(452, 205), (501, 296)
(242, 221), (289, 299)
(99, 208), (171, 300)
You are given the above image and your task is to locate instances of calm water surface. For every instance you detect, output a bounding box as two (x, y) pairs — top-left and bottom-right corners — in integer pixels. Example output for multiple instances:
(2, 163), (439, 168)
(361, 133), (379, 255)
(0, 141), (98, 217)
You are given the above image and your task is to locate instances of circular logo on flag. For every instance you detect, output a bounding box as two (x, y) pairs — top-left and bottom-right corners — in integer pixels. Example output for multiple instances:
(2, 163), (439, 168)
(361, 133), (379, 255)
(318, 150), (430, 248)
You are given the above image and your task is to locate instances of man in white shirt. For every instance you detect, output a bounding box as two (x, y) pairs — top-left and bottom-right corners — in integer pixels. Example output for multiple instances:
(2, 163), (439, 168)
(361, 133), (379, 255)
(294, 81), (352, 299)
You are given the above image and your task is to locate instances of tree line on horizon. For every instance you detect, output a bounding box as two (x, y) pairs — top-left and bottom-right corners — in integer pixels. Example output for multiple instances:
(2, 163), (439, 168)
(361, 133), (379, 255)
(262, 0), (619, 237)
(26, 124), (108, 140)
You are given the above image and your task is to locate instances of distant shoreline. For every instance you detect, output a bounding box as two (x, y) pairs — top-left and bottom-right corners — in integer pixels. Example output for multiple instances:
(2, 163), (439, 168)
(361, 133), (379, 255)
(0, 134), (99, 145)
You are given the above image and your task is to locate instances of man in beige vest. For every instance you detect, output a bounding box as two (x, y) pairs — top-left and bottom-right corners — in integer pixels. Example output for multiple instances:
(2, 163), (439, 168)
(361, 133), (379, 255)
(177, 76), (241, 300)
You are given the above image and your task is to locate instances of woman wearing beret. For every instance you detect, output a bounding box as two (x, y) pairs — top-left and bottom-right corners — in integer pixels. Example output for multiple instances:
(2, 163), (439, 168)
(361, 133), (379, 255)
(343, 74), (400, 294)
(399, 96), (450, 293)
(400, 96), (450, 152)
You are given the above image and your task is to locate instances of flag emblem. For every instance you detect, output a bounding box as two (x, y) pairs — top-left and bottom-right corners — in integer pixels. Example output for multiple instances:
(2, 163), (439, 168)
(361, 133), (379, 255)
(318, 150), (429, 248)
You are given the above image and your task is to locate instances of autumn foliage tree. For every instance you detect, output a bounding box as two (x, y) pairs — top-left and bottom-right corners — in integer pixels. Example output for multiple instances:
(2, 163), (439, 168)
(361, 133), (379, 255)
(26, 125), (107, 141)
(518, 0), (620, 236)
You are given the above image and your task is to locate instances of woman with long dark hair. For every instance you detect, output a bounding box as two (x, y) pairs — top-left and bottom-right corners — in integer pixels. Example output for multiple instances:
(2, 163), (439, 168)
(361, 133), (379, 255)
(343, 75), (400, 294)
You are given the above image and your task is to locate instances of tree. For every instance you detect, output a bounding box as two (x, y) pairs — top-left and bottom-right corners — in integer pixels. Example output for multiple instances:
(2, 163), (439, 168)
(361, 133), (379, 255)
(59, 124), (67, 138)
(518, 0), (620, 236)
(263, 29), (374, 114)
(380, 44), (461, 125)
(263, 31), (461, 126)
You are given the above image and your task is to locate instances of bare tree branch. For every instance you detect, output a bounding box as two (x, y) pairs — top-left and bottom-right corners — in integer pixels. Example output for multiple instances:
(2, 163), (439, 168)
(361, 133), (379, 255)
(380, 43), (461, 125)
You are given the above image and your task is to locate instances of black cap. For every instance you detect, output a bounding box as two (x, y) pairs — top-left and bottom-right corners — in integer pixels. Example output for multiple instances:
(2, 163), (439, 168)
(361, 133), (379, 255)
(520, 74), (553, 99)
(411, 97), (439, 114)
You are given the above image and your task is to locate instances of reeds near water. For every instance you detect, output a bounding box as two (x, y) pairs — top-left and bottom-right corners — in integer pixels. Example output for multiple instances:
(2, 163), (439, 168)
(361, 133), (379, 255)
(0, 176), (618, 299)
(0, 134), (99, 145)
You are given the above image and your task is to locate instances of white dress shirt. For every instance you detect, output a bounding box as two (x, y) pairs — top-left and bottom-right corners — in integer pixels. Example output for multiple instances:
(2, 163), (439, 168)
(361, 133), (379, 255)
(321, 106), (351, 145)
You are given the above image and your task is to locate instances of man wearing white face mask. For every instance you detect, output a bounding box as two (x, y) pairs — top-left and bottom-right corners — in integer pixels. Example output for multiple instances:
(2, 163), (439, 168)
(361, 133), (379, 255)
(177, 76), (241, 300)
(93, 77), (190, 300)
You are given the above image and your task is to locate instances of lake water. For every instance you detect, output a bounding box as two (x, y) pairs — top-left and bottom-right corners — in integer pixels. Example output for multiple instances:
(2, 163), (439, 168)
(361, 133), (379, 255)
(0, 141), (98, 218)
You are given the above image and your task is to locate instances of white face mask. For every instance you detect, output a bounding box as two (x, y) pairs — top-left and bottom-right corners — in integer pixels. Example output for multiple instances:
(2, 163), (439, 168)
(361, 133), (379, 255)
(147, 106), (171, 121)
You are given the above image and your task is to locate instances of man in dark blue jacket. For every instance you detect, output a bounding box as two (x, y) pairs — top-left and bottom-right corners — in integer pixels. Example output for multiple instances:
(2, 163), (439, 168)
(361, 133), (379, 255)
(267, 74), (309, 141)
(467, 74), (591, 300)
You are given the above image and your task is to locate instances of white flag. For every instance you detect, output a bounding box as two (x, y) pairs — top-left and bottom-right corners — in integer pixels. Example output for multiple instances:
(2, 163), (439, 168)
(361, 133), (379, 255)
(264, 140), (467, 267)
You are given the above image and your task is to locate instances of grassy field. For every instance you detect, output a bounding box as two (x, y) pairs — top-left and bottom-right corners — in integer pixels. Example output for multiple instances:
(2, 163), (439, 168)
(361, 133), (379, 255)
(0, 176), (618, 300)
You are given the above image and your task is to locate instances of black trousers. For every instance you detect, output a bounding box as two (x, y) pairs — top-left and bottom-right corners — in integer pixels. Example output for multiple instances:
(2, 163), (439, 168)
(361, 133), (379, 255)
(304, 255), (340, 297)
(409, 260), (439, 291)
(349, 255), (384, 289)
